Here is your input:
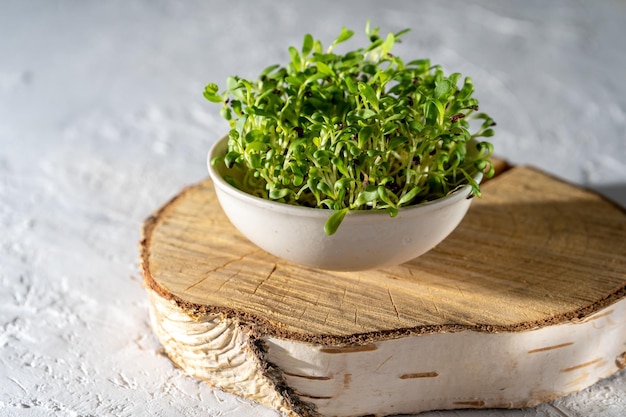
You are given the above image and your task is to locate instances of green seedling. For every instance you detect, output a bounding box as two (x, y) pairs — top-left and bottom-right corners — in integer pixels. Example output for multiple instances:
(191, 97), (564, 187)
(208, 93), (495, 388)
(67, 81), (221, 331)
(206, 22), (495, 235)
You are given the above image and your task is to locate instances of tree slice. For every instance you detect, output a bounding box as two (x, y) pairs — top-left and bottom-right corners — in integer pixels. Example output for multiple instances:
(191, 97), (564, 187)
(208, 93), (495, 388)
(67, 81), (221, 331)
(140, 166), (626, 417)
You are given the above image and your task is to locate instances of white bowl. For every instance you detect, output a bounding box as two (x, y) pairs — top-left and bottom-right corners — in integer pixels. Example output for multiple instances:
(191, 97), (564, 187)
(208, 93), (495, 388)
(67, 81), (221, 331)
(208, 136), (480, 271)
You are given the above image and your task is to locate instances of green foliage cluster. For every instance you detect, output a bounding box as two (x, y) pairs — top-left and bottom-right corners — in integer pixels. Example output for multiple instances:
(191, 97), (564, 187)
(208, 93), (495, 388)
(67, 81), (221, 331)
(206, 23), (495, 234)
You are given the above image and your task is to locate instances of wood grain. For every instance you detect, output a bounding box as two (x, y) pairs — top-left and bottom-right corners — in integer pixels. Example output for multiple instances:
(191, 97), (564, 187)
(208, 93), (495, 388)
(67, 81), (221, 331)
(141, 166), (626, 343)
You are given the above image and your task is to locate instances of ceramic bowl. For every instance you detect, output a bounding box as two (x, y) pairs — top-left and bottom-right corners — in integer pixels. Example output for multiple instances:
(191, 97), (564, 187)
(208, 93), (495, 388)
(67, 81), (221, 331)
(207, 136), (481, 271)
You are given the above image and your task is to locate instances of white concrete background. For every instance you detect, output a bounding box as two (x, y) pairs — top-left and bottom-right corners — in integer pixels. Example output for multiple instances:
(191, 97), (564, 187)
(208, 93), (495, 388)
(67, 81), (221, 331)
(1, 1), (625, 416)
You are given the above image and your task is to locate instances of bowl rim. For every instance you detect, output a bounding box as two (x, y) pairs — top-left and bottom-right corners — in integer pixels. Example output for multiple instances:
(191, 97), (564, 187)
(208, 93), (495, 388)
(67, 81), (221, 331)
(207, 136), (482, 219)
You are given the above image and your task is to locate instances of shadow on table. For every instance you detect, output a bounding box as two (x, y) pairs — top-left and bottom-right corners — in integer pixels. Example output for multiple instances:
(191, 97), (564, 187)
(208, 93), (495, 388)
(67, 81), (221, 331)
(593, 182), (626, 209)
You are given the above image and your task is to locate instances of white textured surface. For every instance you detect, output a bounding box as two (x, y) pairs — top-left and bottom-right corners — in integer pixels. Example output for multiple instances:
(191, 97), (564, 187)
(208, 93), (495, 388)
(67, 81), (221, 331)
(1, 1), (625, 416)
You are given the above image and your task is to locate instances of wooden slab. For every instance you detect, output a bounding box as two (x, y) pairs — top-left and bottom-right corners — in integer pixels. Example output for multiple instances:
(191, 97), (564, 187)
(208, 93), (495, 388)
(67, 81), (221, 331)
(140, 166), (626, 416)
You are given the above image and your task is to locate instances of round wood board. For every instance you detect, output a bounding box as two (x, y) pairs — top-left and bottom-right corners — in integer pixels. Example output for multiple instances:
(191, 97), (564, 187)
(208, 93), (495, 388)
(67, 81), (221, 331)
(142, 166), (625, 341)
(140, 166), (626, 416)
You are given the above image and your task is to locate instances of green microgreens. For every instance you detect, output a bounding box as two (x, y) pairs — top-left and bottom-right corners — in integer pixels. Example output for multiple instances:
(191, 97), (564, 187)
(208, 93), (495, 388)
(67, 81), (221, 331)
(206, 23), (495, 235)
